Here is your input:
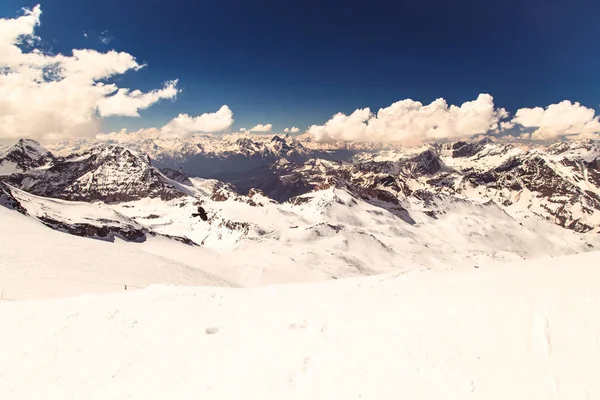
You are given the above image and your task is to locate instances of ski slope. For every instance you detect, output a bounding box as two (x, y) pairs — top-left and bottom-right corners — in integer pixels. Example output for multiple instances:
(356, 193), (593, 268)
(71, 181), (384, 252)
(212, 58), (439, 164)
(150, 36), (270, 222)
(0, 252), (599, 399)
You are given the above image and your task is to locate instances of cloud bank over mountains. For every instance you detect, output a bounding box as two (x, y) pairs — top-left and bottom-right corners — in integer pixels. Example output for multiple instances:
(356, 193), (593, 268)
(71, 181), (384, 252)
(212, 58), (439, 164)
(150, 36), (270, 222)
(308, 95), (600, 143)
(513, 101), (600, 141)
(308, 94), (507, 144)
(1, 5), (599, 144)
(96, 105), (234, 142)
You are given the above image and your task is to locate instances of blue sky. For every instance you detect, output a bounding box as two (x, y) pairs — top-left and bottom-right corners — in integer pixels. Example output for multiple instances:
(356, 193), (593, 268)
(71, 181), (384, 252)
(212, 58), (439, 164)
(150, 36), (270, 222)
(2, 0), (600, 135)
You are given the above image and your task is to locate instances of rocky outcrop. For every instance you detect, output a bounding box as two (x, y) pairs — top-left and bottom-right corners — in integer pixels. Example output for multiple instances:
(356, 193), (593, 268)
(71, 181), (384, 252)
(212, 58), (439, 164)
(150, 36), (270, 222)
(38, 216), (147, 242)
(0, 181), (27, 214)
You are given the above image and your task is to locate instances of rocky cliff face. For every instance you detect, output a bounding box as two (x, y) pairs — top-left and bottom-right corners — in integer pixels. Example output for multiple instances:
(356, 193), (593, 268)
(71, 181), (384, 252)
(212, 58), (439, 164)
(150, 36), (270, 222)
(6, 145), (185, 203)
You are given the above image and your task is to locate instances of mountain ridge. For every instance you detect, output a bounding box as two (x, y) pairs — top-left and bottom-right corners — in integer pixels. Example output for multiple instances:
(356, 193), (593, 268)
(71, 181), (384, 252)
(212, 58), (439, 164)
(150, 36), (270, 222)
(1, 136), (598, 267)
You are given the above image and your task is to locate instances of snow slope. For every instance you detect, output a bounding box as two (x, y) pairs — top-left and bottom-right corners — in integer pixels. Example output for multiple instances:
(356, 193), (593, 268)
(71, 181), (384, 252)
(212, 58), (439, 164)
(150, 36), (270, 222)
(1, 252), (599, 399)
(111, 186), (600, 268)
(0, 206), (232, 300)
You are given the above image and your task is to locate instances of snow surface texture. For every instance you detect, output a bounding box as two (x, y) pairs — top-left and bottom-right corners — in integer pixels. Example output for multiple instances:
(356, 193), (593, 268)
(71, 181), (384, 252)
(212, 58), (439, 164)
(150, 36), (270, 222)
(1, 252), (599, 399)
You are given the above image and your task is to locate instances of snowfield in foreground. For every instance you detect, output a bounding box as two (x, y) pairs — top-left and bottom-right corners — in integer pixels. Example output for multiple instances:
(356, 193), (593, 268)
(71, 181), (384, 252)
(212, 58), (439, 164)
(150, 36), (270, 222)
(1, 252), (599, 399)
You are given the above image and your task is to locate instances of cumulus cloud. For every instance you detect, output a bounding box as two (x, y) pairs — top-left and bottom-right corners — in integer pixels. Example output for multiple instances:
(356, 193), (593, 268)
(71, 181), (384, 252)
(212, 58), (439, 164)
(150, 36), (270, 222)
(308, 94), (507, 143)
(0, 5), (179, 142)
(96, 105), (234, 141)
(160, 105), (234, 138)
(95, 127), (161, 143)
(97, 80), (179, 117)
(512, 101), (600, 140)
(284, 127), (300, 133)
(250, 123), (273, 132)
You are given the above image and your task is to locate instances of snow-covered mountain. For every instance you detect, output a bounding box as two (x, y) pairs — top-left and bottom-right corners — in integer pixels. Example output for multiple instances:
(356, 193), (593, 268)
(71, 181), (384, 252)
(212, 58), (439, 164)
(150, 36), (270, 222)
(5, 144), (184, 203)
(131, 134), (597, 234)
(1, 135), (599, 295)
(0, 139), (55, 176)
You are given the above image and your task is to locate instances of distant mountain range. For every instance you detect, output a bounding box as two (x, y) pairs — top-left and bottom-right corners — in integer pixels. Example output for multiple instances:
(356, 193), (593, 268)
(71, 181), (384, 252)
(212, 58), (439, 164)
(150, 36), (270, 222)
(1, 134), (599, 281)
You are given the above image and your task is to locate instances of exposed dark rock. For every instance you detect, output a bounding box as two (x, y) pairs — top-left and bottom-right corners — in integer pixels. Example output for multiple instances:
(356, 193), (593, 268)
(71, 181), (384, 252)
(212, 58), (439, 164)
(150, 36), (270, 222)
(287, 195), (311, 206)
(451, 141), (484, 158)
(37, 216), (146, 242)
(0, 181), (27, 214)
(401, 149), (443, 176)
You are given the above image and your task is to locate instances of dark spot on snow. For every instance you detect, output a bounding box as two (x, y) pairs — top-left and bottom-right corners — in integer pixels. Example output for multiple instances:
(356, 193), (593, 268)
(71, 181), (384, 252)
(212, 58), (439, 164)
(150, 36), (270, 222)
(205, 327), (219, 335)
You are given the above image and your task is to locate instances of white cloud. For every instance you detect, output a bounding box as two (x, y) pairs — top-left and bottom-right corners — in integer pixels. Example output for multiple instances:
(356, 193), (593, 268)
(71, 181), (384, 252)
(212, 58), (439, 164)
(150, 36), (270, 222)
(0, 5), (179, 142)
(96, 127), (161, 143)
(283, 128), (289, 133)
(284, 127), (300, 133)
(96, 105), (234, 141)
(240, 128), (247, 132)
(97, 80), (179, 117)
(512, 101), (600, 140)
(308, 94), (507, 143)
(160, 105), (234, 138)
(250, 123), (273, 132)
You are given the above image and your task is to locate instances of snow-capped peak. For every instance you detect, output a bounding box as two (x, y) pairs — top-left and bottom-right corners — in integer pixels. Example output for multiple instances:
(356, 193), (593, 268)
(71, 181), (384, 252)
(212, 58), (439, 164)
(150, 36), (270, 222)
(5, 143), (185, 203)
(0, 138), (54, 176)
